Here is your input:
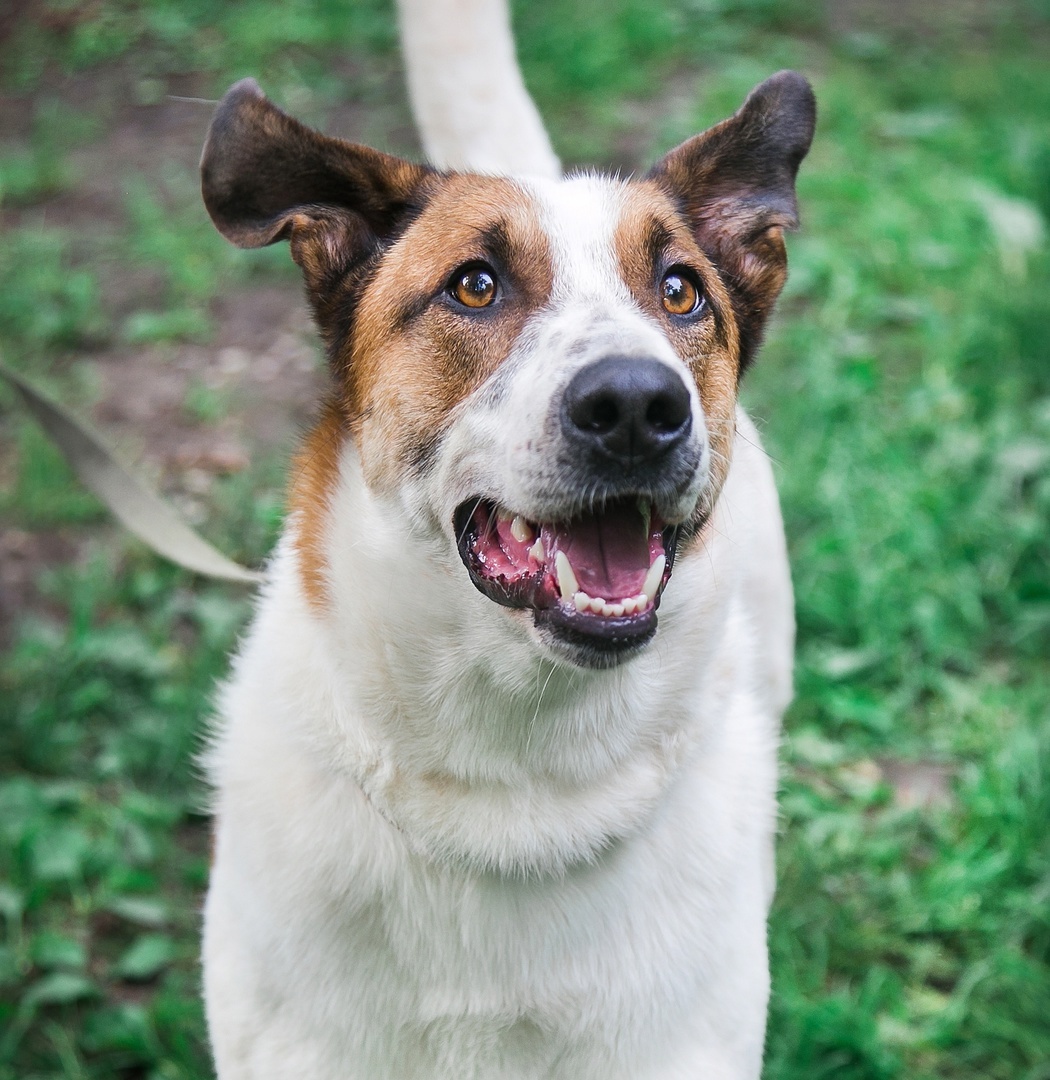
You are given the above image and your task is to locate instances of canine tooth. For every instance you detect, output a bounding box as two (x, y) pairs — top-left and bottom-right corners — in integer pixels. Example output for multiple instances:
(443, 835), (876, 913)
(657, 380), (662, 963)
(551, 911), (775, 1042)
(574, 591), (590, 612)
(589, 597), (605, 614)
(605, 603), (625, 617)
(555, 551), (579, 598)
(641, 554), (666, 602)
(528, 538), (545, 562)
(622, 597), (637, 615)
(510, 515), (533, 543)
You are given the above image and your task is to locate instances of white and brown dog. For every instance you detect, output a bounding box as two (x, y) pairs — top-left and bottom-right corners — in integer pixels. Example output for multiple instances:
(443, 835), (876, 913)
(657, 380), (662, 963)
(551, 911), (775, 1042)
(199, 3), (814, 1076)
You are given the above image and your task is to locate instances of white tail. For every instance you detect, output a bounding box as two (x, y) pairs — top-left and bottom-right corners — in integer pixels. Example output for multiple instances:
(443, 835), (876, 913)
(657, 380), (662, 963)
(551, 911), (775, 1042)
(395, 0), (561, 179)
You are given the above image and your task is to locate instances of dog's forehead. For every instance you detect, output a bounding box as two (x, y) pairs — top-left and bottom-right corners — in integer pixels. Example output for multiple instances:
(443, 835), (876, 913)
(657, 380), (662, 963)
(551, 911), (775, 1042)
(516, 174), (634, 300)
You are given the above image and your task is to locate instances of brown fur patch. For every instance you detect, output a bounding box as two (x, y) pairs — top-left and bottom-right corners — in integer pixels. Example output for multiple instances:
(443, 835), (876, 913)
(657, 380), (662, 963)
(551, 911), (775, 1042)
(287, 399), (347, 610)
(287, 176), (554, 606)
(614, 185), (741, 500)
(343, 175), (554, 489)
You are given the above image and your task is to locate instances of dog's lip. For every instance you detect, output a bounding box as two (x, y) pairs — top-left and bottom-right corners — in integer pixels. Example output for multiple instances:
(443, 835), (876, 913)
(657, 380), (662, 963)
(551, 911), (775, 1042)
(453, 497), (681, 646)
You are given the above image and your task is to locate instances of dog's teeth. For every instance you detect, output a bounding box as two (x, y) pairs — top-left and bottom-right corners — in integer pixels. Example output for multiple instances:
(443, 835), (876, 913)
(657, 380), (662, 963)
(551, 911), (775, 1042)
(510, 515), (533, 543)
(635, 593), (650, 612)
(638, 497), (651, 536)
(605, 602), (625, 617)
(588, 596), (605, 614)
(574, 591), (590, 612)
(622, 597), (637, 615)
(528, 538), (545, 562)
(555, 551), (579, 598)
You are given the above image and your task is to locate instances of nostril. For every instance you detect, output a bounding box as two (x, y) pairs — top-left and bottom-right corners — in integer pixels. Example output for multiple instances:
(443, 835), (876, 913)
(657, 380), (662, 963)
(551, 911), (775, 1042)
(646, 393), (688, 433)
(586, 395), (619, 433)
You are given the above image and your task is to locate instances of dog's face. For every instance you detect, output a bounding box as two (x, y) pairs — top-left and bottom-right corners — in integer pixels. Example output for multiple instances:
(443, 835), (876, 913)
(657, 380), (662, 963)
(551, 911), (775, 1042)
(202, 75), (814, 670)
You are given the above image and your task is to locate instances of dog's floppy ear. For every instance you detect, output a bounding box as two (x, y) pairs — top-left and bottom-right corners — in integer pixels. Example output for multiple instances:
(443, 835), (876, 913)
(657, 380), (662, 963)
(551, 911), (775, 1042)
(201, 79), (436, 290)
(647, 70), (816, 368)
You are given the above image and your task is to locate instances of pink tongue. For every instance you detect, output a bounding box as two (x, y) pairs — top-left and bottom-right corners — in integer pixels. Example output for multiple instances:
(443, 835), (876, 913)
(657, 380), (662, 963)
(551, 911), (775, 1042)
(545, 504), (650, 599)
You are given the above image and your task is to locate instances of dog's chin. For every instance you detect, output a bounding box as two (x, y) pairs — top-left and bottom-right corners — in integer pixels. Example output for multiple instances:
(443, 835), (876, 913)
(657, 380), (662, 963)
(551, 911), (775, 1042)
(530, 608), (658, 670)
(453, 496), (689, 670)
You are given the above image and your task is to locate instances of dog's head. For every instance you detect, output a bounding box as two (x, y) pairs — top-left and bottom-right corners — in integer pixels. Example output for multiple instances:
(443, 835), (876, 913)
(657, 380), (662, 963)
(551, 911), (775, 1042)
(202, 75), (814, 670)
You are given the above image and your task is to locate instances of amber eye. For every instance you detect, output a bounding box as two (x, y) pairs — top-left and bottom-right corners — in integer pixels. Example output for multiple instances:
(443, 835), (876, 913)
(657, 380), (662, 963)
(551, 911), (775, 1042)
(450, 265), (498, 308)
(660, 270), (701, 316)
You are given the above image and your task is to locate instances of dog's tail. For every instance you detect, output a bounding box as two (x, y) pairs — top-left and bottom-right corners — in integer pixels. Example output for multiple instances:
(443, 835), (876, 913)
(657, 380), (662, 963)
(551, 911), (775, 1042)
(395, 0), (560, 179)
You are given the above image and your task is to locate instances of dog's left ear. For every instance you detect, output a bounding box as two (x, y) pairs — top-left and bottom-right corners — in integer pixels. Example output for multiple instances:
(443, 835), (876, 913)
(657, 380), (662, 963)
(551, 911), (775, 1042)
(648, 70), (816, 367)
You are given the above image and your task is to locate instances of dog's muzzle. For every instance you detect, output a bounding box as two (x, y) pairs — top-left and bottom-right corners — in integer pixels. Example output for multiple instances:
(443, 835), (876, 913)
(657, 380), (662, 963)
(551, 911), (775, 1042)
(453, 357), (706, 666)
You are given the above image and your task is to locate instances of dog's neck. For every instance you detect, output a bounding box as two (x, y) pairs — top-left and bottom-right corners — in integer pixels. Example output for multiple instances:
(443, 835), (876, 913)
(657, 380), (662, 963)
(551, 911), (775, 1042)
(268, 442), (734, 875)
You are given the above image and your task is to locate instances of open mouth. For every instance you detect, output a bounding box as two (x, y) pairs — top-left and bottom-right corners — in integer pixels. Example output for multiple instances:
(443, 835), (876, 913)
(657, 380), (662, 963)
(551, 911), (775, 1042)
(454, 496), (680, 653)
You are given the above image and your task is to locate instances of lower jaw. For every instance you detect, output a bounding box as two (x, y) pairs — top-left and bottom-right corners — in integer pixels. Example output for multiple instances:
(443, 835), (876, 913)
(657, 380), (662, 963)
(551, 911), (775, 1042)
(532, 605), (658, 669)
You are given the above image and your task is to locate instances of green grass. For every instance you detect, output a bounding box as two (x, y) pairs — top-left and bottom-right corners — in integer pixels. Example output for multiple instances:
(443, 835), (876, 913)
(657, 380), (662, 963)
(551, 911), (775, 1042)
(1, 1), (1048, 1077)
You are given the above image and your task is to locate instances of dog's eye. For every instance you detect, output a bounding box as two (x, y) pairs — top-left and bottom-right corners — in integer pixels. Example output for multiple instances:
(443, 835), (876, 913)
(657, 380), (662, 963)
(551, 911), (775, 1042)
(450, 265), (498, 309)
(660, 270), (702, 316)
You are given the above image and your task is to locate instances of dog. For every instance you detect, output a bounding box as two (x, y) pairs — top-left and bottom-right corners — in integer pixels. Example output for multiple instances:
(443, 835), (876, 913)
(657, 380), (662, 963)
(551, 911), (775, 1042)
(198, 1), (814, 1074)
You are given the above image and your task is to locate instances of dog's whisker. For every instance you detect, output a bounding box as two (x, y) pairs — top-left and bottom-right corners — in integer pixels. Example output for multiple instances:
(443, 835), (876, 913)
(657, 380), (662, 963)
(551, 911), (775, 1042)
(526, 660), (559, 756)
(455, 496), (485, 549)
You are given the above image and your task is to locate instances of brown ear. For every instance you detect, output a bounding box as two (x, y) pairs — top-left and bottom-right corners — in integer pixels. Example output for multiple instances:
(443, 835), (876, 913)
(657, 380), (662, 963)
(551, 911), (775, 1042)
(200, 79), (436, 290)
(647, 70), (816, 369)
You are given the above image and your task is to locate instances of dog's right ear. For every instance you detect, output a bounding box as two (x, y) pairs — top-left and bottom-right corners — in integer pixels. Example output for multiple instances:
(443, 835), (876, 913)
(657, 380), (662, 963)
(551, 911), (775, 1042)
(201, 79), (436, 291)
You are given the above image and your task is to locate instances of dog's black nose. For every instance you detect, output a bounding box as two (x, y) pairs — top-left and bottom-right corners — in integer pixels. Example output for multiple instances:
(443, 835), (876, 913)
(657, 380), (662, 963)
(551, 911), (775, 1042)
(562, 357), (692, 467)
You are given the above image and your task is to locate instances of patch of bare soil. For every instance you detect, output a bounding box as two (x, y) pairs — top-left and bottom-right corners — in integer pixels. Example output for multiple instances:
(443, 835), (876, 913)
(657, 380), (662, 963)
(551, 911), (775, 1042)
(0, 526), (82, 647)
(0, 278), (324, 645)
(878, 757), (955, 810)
(90, 285), (323, 488)
(827, 0), (1035, 41)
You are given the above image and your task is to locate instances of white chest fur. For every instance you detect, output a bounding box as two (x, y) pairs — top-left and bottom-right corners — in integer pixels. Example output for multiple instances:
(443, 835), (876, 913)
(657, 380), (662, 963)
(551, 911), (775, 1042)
(202, 413), (792, 1080)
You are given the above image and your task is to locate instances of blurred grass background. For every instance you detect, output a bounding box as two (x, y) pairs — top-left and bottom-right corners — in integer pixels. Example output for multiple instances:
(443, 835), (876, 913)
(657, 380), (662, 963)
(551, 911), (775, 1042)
(0, 0), (1048, 1077)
